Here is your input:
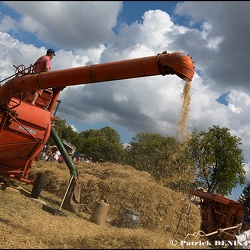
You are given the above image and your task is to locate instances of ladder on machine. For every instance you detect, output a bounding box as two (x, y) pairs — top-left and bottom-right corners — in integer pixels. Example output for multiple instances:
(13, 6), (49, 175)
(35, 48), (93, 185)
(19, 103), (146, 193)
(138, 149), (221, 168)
(173, 203), (193, 242)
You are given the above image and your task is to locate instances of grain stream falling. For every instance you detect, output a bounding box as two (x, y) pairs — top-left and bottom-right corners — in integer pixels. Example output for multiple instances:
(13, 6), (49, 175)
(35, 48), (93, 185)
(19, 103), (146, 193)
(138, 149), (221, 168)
(176, 80), (191, 144)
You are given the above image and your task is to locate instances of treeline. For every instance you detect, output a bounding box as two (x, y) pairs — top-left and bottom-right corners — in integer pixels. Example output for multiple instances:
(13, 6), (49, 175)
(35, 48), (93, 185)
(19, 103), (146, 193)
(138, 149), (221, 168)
(48, 117), (246, 197)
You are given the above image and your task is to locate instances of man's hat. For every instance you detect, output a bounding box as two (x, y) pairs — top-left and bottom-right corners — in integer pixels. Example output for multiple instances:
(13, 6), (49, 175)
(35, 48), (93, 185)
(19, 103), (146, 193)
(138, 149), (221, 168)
(47, 48), (56, 56)
(241, 215), (250, 224)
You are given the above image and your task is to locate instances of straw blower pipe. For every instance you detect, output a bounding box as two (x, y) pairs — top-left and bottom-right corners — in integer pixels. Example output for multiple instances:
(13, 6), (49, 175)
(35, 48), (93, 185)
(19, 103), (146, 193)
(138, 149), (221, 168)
(0, 51), (195, 103)
(0, 50), (195, 199)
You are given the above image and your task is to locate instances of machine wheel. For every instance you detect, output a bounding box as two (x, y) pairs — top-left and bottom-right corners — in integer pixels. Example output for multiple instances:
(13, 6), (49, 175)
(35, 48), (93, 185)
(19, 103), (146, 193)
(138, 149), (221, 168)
(31, 172), (45, 199)
(14, 64), (26, 76)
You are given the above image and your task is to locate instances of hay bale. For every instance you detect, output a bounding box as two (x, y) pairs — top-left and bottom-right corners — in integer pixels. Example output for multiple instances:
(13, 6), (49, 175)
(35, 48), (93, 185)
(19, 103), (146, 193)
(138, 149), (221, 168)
(30, 161), (202, 238)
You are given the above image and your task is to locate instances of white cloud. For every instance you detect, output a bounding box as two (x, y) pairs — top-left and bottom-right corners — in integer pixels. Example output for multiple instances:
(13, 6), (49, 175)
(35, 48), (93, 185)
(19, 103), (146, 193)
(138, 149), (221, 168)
(3, 1), (122, 50)
(1, 1), (250, 198)
(70, 124), (78, 133)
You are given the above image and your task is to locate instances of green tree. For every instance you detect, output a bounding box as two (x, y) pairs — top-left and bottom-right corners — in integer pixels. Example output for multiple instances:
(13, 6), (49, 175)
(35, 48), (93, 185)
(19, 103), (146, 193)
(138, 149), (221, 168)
(48, 116), (79, 148)
(238, 183), (250, 203)
(124, 132), (196, 193)
(187, 125), (246, 196)
(238, 183), (250, 217)
(78, 126), (123, 162)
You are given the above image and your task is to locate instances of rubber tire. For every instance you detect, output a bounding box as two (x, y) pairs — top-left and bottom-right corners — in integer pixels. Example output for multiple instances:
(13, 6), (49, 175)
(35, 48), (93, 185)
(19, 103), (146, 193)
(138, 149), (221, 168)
(31, 172), (45, 199)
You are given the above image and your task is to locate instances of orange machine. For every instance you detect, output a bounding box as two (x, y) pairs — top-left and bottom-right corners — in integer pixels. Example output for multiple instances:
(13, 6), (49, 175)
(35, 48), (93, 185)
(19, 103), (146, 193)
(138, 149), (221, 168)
(0, 51), (195, 198)
(190, 189), (244, 238)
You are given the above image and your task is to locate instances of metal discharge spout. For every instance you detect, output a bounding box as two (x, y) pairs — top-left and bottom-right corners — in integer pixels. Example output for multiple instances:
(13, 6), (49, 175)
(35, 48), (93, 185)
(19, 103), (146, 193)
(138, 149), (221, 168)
(0, 51), (195, 104)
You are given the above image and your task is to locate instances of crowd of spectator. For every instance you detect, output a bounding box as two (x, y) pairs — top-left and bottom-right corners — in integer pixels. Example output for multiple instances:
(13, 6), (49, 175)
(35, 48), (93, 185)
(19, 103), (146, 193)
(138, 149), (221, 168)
(39, 145), (93, 164)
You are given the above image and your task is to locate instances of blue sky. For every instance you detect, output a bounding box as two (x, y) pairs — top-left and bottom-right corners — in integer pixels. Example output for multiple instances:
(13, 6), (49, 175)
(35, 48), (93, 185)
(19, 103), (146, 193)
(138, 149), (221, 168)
(120, 1), (178, 24)
(0, 1), (250, 201)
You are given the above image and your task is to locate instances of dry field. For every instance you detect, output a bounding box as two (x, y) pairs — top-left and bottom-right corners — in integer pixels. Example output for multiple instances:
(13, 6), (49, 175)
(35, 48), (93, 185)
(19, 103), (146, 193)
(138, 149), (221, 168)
(0, 160), (212, 249)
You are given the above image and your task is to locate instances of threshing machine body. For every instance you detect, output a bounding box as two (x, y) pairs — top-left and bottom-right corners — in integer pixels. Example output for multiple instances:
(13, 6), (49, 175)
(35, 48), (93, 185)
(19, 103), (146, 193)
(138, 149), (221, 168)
(190, 189), (244, 238)
(0, 51), (195, 191)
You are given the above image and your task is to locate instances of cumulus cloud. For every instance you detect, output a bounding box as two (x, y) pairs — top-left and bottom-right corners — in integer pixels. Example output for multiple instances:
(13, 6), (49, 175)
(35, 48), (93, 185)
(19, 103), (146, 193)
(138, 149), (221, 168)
(3, 1), (122, 50)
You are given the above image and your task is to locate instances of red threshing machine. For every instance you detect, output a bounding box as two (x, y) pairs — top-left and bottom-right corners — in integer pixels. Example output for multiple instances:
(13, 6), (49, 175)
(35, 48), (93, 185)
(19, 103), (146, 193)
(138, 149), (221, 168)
(190, 189), (244, 238)
(0, 51), (195, 198)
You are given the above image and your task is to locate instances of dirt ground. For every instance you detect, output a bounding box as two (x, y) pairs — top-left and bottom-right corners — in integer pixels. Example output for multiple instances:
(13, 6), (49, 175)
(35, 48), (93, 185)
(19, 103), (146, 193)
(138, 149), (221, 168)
(0, 160), (213, 249)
